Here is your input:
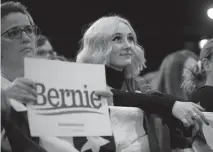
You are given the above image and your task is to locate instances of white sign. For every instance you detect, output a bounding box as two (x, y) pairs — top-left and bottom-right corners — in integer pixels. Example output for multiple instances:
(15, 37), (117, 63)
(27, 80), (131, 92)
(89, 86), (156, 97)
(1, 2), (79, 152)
(24, 58), (112, 137)
(202, 112), (213, 150)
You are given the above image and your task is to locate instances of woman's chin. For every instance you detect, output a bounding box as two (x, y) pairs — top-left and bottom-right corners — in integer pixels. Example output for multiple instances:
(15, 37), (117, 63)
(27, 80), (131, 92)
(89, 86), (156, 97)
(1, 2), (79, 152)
(120, 60), (132, 67)
(112, 59), (132, 69)
(125, 59), (132, 65)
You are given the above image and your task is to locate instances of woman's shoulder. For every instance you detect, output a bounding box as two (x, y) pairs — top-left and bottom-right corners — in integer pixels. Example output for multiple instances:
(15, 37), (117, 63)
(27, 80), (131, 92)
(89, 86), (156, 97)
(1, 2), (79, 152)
(131, 77), (152, 92)
(192, 86), (213, 97)
(132, 76), (161, 94)
(191, 86), (213, 111)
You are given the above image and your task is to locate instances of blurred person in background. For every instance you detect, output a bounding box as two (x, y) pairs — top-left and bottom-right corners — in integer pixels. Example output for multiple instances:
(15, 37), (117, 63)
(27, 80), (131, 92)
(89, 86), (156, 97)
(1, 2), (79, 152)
(183, 41), (200, 56)
(35, 35), (69, 61)
(151, 50), (199, 152)
(152, 50), (198, 101)
(141, 70), (158, 84)
(35, 35), (57, 58)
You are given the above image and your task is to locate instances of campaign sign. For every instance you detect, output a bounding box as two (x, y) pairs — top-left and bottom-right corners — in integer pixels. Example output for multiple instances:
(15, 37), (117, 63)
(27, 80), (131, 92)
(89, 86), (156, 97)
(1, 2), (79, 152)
(24, 58), (112, 137)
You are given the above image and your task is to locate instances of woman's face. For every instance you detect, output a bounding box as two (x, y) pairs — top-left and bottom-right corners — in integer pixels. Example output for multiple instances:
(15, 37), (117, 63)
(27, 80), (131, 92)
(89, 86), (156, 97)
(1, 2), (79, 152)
(109, 22), (135, 69)
(1, 12), (36, 76)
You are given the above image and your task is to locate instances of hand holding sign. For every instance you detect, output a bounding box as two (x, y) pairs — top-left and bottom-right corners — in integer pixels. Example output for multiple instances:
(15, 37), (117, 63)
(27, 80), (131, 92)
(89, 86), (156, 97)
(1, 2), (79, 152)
(2, 77), (37, 112)
(3, 77), (37, 104)
(95, 87), (114, 106)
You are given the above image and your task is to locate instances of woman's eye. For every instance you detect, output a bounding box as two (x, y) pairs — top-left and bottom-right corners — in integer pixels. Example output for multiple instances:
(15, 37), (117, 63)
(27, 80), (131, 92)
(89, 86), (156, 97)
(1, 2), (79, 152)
(7, 29), (20, 37)
(112, 36), (122, 42)
(128, 36), (134, 42)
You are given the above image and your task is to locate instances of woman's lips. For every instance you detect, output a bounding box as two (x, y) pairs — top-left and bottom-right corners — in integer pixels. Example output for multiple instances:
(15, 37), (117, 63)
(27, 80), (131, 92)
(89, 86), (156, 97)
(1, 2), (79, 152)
(120, 53), (132, 56)
(20, 48), (33, 52)
(21, 48), (34, 57)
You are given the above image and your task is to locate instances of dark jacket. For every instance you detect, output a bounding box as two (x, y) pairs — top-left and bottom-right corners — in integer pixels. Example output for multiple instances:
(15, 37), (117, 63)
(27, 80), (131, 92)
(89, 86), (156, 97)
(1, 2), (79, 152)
(191, 85), (213, 112)
(105, 66), (177, 152)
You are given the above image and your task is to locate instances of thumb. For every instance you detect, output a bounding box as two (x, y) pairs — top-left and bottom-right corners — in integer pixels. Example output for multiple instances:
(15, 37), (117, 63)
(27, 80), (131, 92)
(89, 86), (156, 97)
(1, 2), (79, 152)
(94, 90), (113, 97)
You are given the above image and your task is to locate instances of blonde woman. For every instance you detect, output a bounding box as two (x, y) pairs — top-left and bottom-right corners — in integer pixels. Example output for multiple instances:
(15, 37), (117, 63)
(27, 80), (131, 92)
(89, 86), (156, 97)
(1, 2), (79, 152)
(182, 38), (213, 112)
(76, 15), (209, 152)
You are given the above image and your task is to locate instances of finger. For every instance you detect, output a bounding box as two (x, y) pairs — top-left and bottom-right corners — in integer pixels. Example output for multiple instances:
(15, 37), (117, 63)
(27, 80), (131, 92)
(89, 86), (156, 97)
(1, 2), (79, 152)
(191, 109), (203, 126)
(15, 82), (37, 97)
(15, 78), (36, 89)
(193, 108), (209, 125)
(192, 122), (200, 137)
(192, 103), (205, 111)
(19, 95), (37, 104)
(194, 121), (200, 132)
(95, 90), (113, 97)
(181, 118), (190, 127)
(10, 93), (37, 104)
(186, 113), (195, 126)
(191, 112), (203, 126)
(8, 86), (36, 101)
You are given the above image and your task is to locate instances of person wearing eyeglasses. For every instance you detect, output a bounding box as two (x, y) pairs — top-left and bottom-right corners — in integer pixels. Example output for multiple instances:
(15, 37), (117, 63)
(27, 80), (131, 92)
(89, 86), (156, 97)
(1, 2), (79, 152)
(1, 1), (39, 113)
(1, 1), (48, 152)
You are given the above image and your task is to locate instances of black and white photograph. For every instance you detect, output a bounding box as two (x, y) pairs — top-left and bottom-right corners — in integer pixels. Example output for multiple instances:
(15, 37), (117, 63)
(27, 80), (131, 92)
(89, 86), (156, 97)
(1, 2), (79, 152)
(1, 0), (213, 152)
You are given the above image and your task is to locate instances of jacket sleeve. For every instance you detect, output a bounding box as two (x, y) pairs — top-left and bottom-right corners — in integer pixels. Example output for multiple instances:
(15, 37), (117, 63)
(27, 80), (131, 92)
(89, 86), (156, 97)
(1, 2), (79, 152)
(1, 89), (11, 122)
(191, 87), (213, 112)
(111, 89), (176, 122)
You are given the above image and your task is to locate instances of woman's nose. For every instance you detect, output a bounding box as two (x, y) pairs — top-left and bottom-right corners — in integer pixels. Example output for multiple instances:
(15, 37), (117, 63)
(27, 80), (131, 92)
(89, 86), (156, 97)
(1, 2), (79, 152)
(123, 40), (131, 50)
(20, 31), (31, 44)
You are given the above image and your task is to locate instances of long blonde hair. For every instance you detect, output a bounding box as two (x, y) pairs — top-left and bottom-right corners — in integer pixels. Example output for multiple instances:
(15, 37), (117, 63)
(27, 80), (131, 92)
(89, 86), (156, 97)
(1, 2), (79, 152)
(182, 38), (213, 94)
(76, 15), (146, 78)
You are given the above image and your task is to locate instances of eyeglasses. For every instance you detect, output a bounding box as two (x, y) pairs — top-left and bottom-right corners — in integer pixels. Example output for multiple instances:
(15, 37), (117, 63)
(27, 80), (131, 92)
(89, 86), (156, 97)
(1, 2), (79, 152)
(1, 25), (39, 39)
(36, 50), (56, 56)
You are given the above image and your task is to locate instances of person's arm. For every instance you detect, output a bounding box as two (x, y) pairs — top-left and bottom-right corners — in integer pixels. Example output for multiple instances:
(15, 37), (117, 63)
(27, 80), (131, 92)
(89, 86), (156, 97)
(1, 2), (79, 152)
(1, 89), (11, 121)
(110, 88), (209, 128)
(111, 89), (176, 121)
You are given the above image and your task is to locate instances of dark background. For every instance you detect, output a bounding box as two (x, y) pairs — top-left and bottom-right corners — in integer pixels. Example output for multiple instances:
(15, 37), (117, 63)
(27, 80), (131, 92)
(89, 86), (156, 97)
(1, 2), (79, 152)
(3, 0), (213, 74)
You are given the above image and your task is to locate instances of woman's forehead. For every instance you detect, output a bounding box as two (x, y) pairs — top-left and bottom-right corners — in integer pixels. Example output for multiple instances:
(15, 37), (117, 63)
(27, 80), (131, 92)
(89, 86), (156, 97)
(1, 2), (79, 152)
(92, 20), (133, 36)
(1, 12), (31, 32)
(113, 22), (132, 35)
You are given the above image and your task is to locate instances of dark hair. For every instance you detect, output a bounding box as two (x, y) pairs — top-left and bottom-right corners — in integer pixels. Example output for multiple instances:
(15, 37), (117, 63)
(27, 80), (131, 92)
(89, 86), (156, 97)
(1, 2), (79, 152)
(36, 35), (50, 47)
(182, 38), (213, 94)
(1, 1), (34, 25)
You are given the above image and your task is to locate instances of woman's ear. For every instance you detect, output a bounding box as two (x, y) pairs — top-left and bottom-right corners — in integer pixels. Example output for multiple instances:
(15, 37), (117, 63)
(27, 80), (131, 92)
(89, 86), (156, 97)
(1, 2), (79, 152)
(202, 58), (212, 72)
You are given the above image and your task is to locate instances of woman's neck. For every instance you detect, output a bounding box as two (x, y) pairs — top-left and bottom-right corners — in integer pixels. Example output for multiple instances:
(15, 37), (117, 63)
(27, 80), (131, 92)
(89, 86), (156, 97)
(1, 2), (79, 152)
(205, 75), (213, 86)
(105, 65), (125, 89)
(1, 67), (21, 82)
(108, 64), (123, 71)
